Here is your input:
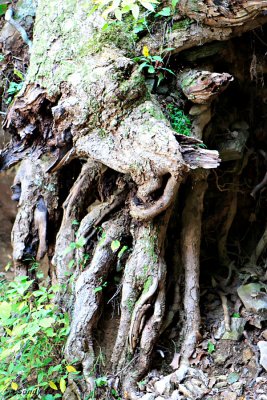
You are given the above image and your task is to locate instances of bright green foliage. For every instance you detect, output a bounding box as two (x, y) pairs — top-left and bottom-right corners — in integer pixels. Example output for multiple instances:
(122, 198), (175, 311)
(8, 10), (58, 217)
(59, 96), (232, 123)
(207, 341), (216, 354)
(166, 104), (191, 136)
(5, 68), (25, 105)
(0, 276), (76, 399)
(0, 4), (7, 16)
(92, 0), (159, 21)
(133, 46), (175, 85)
(155, 0), (180, 17)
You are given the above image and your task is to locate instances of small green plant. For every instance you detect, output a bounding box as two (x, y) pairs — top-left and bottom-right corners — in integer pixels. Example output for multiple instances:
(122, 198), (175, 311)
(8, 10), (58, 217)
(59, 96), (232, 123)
(6, 68), (24, 105)
(167, 104), (191, 136)
(93, 278), (108, 293)
(64, 236), (86, 255)
(207, 341), (216, 354)
(133, 46), (175, 85)
(0, 4), (7, 17)
(232, 312), (240, 318)
(155, 0), (180, 17)
(88, 375), (121, 399)
(0, 276), (77, 399)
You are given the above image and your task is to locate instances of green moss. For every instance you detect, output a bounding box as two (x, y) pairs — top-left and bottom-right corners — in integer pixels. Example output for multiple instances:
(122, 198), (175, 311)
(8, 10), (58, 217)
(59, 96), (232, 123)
(79, 22), (137, 56)
(172, 18), (193, 30)
(143, 276), (153, 293)
(127, 299), (135, 314)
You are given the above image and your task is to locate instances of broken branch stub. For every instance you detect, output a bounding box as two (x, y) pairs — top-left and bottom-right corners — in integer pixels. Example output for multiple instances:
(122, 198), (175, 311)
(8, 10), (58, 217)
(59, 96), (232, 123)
(178, 70), (233, 104)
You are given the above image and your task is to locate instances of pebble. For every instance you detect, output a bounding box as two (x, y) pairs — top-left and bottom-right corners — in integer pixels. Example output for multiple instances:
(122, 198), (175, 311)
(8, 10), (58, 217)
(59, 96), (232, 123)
(215, 381), (228, 388)
(171, 390), (182, 400)
(242, 347), (253, 364)
(221, 390), (237, 400)
(140, 394), (155, 400)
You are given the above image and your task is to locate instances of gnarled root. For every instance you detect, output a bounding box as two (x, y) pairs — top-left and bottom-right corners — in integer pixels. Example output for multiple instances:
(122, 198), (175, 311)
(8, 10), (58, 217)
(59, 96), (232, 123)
(52, 160), (101, 287)
(65, 213), (130, 391)
(11, 156), (58, 275)
(111, 211), (172, 399)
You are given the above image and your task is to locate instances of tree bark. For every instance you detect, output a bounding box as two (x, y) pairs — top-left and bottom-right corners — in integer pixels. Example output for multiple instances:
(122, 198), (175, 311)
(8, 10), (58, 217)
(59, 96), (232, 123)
(1, 0), (267, 398)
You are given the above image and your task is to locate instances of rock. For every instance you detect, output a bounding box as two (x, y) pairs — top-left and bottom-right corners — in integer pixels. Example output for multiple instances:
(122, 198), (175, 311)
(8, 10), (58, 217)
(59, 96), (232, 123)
(221, 390), (237, 400)
(242, 347), (253, 364)
(214, 321), (225, 339)
(140, 394), (156, 400)
(258, 340), (267, 371)
(262, 329), (267, 340)
(189, 104), (209, 116)
(222, 317), (246, 340)
(237, 283), (267, 314)
(227, 372), (239, 384)
(178, 384), (193, 399)
(214, 353), (230, 365)
(156, 85), (169, 95)
(231, 382), (243, 396)
(215, 381), (228, 388)
(171, 390), (182, 400)
(154, 376), (172, 396)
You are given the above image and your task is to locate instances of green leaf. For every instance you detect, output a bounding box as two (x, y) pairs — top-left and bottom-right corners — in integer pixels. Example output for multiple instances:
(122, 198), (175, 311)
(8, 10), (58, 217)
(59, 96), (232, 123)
(130, 4), (139, 19)
(151, 55), (162, 61)
(39, 317), (55, 328)
(232, 312), (240, 318)
(171, 0), (180, 8)
(75, 236), (86, 248)
(13, 68), (24, 80)
(0, 301), (12, 320)
(0, 4), (7, 16)
(114, 8), (122, 20)
(95, 376), (108, 387)
(93, 286), (103, 293)
(156, 7), (171, 16)
(157, 72), (165, 86)
(148, 65), (155, 74)
(111, 240), (120, 252)
(139, 0), (156, 12)
(138, 62), (150, 71)
(207, 341), (215, 354)
(118, 245), (128, 258)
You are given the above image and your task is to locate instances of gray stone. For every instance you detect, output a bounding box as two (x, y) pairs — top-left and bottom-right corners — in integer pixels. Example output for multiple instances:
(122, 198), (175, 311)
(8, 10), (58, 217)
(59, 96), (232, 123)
(171, 390), (182, 400)
(237, 283), (267, 314)
(258, 340), (267, 371)
(140, 394), (156, 400)
(222, 317), (246, 340)
(221, 391), (237, 400)
(154, 376), (172, 396)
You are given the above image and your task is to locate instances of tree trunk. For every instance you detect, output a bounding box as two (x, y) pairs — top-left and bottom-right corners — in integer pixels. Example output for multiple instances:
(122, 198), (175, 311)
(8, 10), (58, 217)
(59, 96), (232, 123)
(1, 0), (267, 398)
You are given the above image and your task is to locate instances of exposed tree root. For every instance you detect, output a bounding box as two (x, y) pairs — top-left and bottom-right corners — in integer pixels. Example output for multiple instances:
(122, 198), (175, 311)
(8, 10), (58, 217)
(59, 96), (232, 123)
(177, 170), (208, 379)
(52, 160), (101, 287)
(11, 156), (58, 275)
(120, 212), (172, 399)
(249, 224), (267, 266)
(217, 176), (238, 268)
(65, 213), (130, 391)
